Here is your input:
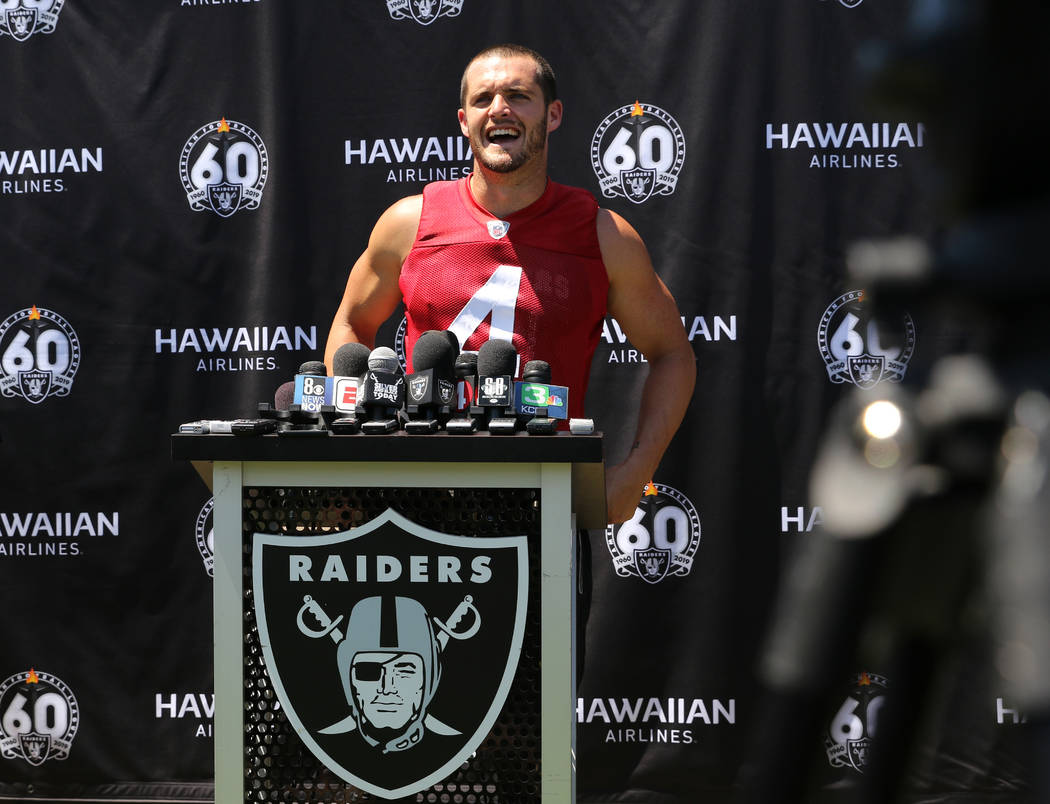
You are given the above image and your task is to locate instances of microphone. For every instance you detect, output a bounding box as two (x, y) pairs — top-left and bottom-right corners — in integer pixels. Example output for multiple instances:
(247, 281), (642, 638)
(328, 342), (371, 434)
(518, 360), (558, 435)
(446, 351), (480, 434)
(473, 339), (518, 434)
(254, 380), (295, 429)
(357, 346), (405, 434)
(293, 360), (331, 412)
(440, 329), (460, 357)
(256, 378), (321, 436)
(405, 330), (458, 434)
(455, 352), (478, 411)
(274, 381), (295, 411)
(281, 359), (330, 435)
(331, 342), (370, 413)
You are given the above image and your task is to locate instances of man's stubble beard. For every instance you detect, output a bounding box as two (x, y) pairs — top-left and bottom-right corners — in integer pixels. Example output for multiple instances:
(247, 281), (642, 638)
(471, 113), (548, 174)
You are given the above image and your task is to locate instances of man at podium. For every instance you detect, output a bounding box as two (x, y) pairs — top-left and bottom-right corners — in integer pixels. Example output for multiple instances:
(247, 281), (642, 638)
(324, 43), (696, 525)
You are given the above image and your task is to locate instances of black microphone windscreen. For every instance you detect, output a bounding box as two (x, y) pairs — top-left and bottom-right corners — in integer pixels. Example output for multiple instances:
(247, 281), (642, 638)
(413, 330), (458, 375)
(367, 346), (401, 374)
(455, 351), (478, 377)
(333, 342), (371, 376)
(298, 360), (327, 376)
(443, 330), (460, 355)
(274, 381), (295, 410)
(477, 339), (518, 376)
(523, 360), (551, 383)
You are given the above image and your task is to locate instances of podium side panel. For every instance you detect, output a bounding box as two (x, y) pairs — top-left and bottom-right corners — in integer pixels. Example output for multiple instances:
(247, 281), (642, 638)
(212, 461), (245, 804)
(541, 463), (574, 803)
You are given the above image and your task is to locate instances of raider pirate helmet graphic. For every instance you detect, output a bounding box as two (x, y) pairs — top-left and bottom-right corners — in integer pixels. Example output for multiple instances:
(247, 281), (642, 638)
(324, 594), (477, 752)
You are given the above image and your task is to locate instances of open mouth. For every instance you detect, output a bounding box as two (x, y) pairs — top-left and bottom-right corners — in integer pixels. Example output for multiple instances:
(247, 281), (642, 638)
(486, 127), (521, 145)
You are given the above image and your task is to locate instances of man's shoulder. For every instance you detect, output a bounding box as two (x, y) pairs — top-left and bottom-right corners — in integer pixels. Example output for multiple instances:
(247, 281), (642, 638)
(371, 194), (423, 256)
(420, 177), (464, 201)
(542, 179), (600, 222)
(548, 178), (598, 204)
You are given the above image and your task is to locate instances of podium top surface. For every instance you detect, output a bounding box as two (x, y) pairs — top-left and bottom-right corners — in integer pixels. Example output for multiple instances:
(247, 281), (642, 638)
(171, 430), (604, 464)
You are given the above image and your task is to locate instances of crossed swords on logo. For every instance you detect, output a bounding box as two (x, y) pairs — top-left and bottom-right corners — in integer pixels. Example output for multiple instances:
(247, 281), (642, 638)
(295, 593), (481, 736)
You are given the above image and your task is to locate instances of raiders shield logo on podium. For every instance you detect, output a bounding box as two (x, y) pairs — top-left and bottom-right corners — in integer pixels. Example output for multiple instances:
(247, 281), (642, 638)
(252, 508), (528, 799)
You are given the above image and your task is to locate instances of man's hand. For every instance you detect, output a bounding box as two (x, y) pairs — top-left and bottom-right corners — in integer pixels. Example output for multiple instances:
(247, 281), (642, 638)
(605, 460), (646, 525)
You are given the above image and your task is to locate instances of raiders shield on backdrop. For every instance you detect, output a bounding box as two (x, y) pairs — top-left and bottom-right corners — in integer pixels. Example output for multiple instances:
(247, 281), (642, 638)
(634, 547), (672, 584)
(207, 181), (242, 217)
(252, 509), (529, 800)
(4, 6), (35, 41)
(18, 734), (50, 767)
(847, 354), (885, 389)
(18, 370), (51, 403)
(619, 167), (656, 204)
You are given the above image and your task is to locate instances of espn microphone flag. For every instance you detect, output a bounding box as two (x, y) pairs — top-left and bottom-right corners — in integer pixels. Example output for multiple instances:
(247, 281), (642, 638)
(331, 342), (371, 415)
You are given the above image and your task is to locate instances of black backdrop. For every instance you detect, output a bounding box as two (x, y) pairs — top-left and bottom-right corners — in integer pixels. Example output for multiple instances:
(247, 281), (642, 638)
(0, 1), (1033, 802)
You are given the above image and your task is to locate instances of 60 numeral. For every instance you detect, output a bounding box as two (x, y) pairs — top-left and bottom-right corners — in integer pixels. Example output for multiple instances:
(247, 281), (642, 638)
(1, 329), (70, 375)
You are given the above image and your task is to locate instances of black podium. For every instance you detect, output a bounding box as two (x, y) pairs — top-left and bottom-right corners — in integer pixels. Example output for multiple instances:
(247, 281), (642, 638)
(172, 432), (605, 803)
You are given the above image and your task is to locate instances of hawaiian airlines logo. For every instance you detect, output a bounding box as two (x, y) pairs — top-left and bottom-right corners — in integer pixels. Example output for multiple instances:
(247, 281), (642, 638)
(0, 0), (64, 42)
(154, 323), (317, 373)
(252, 509), (527, 799)
(386, 0), (462, 25)
(1, 147), (103, 195)
(578, 695), (735, 745)
(180, 118), (268, 217)
(0, 668), (79, 765)
(766, 122), (925, 169)
(997, 697), (1027, 726)
(818, 290), (915, 389)
(1, 511), (119, 557)
(0, 305), (79, 404)
(591, 101), (685, 204)
(601, 314), (735, 365)
(826, 672), (888, 773)
(155, 692), (214, 739)
(605, 482), (700, 583)
(344, 132), (472, 184)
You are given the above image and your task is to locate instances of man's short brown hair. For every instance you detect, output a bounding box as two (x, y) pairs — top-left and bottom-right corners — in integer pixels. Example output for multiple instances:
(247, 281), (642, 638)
(459, 44), (558, 107)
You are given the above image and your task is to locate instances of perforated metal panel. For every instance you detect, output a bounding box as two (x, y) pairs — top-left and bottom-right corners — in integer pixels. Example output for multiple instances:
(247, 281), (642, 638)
(241, 487), (542, 803)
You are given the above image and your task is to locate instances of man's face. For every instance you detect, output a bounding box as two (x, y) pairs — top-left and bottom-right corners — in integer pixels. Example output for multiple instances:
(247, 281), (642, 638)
(458, 54), (562, 174)
(351, 651), (425, 730)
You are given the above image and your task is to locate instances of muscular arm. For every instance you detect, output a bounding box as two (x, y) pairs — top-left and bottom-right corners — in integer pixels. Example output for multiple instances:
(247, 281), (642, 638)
(598, 208), (697, 524)
(323, 195), (423, 371)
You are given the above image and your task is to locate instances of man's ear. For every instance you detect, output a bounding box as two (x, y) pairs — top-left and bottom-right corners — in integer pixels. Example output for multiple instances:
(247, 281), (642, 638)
(546, 100), (563, 134)
(458, 108), (468, 137)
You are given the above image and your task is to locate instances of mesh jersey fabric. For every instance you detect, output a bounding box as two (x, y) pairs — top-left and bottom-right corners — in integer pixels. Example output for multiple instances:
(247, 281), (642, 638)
(399, 177), (610, 418)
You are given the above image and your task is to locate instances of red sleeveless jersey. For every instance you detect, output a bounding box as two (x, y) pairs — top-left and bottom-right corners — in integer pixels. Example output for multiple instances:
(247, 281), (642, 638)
(399, 177), (609, 416)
